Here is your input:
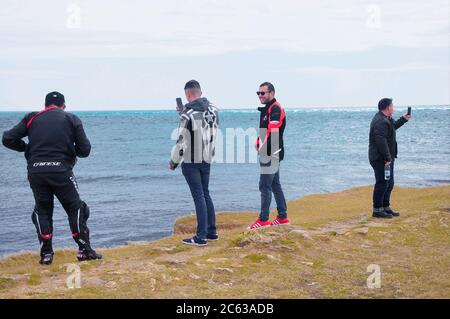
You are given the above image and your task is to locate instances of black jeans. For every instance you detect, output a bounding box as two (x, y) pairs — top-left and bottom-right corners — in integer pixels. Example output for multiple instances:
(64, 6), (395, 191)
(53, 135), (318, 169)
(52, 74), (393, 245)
(370, 160), (394, 209)
(181, 162), (216, 240)
(28, 170), (91, 253)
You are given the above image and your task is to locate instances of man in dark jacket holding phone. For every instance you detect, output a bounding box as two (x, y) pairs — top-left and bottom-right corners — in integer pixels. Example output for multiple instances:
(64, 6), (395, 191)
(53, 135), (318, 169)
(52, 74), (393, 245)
(2, 92), (102, 265)
(369, 98), (411, 218)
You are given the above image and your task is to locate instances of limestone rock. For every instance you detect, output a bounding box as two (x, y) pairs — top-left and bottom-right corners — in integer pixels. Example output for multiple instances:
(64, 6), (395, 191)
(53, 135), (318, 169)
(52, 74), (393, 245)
(189, 273), (201, 280)
(289, 229), (313, 240)
(206, 258), (229, 263)
(105, 281), (117, 288)
(214, 267), (234, 274)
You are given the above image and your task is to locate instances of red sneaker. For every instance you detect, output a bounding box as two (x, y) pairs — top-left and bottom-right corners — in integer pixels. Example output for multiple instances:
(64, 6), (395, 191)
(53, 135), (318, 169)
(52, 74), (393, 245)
(270, 216), (290, 226)
(247, 218), (271, 230)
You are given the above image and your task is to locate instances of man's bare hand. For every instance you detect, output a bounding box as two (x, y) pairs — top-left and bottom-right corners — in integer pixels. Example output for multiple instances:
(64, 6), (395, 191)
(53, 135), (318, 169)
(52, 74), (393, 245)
(403, 114), (411, 121)
(385, 161), (391, 166)
(168, 161), (177, 170)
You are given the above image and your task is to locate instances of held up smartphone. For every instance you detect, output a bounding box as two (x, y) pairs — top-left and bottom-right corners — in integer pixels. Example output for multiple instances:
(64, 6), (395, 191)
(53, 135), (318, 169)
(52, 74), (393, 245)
(407, 106), (411, 116)
(176, 98), (183, 113)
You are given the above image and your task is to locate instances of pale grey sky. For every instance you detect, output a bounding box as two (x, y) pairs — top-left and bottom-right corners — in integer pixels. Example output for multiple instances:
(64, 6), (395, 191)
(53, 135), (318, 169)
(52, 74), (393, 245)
(0, 0), (449, 110)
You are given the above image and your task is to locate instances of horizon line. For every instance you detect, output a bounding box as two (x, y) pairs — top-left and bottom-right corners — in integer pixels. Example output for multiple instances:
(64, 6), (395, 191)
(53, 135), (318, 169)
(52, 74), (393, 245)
(1, 103), (449, 112)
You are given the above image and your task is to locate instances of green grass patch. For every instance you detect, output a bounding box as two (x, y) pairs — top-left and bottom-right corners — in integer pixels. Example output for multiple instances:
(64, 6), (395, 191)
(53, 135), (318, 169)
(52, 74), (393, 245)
(27, 273), (41, 286)
(0, 277), (17, 291)
(244, 254), (268, 263)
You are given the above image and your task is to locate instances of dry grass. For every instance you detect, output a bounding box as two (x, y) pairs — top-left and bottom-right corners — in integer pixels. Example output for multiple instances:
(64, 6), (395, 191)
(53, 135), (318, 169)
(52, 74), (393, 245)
(0, 185), (449, 299)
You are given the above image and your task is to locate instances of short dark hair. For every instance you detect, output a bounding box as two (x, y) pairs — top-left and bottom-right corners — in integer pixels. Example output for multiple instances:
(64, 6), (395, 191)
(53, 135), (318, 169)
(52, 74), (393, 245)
(378, 98), (393, 111)
(184, 80), (201, 90)
(259, 82), (275, 93)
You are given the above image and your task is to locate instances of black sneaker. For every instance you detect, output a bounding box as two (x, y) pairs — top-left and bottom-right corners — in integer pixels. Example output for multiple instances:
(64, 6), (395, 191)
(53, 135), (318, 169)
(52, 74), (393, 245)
(39, 252), (54, 265)
(206, 234), (219, 242)
(182, 236), (207, 246)
(372, 210), (393, 219)
(77, 249), (103, 261)
(384, 207), (400, 217)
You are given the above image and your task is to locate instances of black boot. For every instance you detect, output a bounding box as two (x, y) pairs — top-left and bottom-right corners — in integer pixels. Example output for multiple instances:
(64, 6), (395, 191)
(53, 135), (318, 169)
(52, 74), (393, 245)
(77, 248), (102, 261)
(384, 207), (400, 217)
(73, 230), (102, 261)
(39, 252), (54, 265)
(38, 234), (54, 265)
(372, 207), (393, 218)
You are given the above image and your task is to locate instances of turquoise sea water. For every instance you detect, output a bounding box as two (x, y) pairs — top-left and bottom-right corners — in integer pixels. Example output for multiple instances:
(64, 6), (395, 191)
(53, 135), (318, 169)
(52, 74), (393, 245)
(0, 106), (449, 255)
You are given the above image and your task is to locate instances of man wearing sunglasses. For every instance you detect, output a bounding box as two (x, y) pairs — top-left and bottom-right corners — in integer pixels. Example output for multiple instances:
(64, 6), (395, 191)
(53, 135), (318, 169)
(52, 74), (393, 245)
(248, 82), (289, 230)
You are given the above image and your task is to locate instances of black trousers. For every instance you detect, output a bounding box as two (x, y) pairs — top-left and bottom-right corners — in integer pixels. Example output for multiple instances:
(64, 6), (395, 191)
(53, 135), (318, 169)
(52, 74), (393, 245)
(28, 170), (91, 253)
(370, 160), (395, 209)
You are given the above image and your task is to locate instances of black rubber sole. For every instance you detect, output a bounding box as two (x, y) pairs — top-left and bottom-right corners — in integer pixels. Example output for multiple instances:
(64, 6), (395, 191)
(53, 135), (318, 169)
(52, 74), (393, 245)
(181, 240), (207, 246)
(372, 213), (393, 219)
(77, 254), (103, 262)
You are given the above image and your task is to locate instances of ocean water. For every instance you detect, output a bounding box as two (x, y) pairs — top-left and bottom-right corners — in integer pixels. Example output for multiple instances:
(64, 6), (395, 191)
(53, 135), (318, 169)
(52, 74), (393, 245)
(0, 106), (449, 256)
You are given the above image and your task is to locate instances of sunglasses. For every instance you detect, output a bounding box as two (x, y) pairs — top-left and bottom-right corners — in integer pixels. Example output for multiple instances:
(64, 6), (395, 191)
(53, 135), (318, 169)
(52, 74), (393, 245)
(256, 91), (271, 96)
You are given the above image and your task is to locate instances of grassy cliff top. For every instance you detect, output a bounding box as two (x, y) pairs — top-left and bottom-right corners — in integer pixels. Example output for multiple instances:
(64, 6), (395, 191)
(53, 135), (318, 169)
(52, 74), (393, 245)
(1, 185), (449, 298)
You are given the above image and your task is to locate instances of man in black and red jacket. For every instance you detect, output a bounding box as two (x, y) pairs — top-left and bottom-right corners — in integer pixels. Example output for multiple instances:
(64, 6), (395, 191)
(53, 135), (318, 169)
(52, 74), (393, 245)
(2, 92), (102, 265)
(248, 82), (289, 230)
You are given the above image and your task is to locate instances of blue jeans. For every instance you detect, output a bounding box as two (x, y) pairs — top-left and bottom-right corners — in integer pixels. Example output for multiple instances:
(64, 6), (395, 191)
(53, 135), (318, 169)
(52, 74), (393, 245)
(370, 160), (395, 209)
(182, 162), (216, 240)
(259, 162), (287, 222)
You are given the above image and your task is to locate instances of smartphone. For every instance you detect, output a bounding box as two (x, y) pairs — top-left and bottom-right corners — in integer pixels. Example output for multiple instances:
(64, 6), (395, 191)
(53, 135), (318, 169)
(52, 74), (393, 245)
(176, 98), (183, 108)
(407, 106), (411, 116)
(176, 97), (183, 113)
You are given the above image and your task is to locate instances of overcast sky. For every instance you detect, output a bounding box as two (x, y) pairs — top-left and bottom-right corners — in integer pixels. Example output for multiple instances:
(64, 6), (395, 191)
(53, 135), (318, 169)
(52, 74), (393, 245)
(0, 0), (449, 110)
